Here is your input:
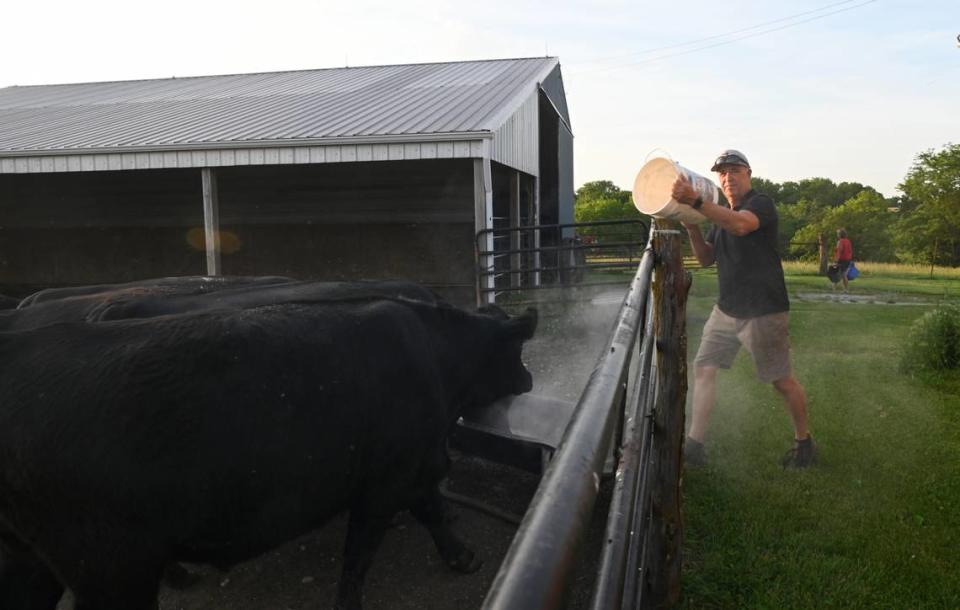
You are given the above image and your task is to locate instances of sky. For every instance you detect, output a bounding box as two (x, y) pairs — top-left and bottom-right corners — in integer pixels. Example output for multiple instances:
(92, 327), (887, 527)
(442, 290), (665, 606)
(2, 0), (957, 198)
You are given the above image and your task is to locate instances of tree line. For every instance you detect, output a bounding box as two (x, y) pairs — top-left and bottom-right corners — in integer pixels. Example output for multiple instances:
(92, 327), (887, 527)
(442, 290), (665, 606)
(575, 143), (960, 266)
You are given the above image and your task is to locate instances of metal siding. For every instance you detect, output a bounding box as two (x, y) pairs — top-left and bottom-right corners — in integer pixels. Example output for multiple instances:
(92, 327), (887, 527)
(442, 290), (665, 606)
(540, 64), (571, 129)
(491, 91), (538, 176)
(0, 58), (562, 165)
(558, 123), (575, 233)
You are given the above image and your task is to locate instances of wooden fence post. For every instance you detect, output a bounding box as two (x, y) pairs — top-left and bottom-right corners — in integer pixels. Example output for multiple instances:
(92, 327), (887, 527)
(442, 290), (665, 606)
(644, 219), (691, 607)
(818, 233), (828, 276)
(930, 238), (939, 279)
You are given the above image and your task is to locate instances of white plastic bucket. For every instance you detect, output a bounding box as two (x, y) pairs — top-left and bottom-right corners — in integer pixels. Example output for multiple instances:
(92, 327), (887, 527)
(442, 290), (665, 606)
(632, 157), (718, 224)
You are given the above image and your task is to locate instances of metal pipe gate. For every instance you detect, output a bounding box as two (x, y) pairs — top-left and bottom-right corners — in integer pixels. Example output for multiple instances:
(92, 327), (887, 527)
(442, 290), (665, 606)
(475, 219), (649, 303)
(481, 223), (689, 609)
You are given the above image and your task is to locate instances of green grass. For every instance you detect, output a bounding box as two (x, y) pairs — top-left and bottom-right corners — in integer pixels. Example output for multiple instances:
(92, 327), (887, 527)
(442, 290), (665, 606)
(686, 260), (960, 302)
(679, 263), (960, 609)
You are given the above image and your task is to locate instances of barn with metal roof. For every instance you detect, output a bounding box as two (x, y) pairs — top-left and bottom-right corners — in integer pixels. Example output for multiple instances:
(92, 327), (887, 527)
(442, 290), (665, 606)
(0, 57), (572, 304)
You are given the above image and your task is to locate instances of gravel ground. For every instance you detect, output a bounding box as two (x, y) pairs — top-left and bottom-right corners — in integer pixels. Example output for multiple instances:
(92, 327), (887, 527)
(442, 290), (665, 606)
(56, 284), (627, 610)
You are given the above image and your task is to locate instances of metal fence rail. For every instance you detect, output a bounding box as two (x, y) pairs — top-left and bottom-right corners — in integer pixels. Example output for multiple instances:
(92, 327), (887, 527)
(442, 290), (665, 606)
(481, 224), (688, 609)
(475, 219), (649, 300)
(591, 296), (657, 610)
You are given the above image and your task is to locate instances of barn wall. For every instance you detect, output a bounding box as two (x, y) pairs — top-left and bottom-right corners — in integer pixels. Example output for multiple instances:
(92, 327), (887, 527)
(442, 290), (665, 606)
(0, 169), (206, 295)
(214, 159), (476, 302)
(491, 92), (539, 176)
(0, 159), (477, 302)
(540, 63), (571, 129)
(538, 94), (560, 229)
(0, 140), (487, 175)
(558, 122), (575, 233)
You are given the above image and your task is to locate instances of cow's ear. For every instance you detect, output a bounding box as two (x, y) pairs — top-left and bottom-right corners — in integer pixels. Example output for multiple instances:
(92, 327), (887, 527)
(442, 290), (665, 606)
(501, 307), (537, 341)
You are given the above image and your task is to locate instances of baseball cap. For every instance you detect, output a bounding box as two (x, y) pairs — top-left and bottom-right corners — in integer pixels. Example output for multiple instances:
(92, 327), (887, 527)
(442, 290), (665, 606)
(710, 149), (750, 171)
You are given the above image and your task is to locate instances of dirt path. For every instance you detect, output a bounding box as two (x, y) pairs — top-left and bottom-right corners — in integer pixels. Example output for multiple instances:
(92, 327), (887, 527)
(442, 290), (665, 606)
(794, 291), (934, 305)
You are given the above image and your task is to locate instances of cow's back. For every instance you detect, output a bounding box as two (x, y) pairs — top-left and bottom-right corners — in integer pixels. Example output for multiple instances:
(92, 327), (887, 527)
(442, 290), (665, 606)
(15, 275), (294, 309)
(93, 279), (440, 322)
(0, 300), (453, 564)
(1, 278), (435, 332)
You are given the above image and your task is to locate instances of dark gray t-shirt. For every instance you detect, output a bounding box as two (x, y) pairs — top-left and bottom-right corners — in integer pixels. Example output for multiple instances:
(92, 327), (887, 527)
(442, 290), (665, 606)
(705, 190), (789, 318)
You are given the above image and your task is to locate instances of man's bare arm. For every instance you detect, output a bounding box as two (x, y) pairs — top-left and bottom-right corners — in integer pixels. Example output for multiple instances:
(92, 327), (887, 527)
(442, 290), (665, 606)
(671, 176), (760, 236)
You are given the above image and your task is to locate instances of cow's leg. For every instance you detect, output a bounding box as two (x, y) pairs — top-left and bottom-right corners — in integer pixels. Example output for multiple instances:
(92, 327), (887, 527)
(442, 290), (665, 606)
(68, 549), (164, 610)
(72, 573), (161, 610)
(411, 485), (482, 573)
(0, 533), (64, 610)
(336, 511), (391, 610)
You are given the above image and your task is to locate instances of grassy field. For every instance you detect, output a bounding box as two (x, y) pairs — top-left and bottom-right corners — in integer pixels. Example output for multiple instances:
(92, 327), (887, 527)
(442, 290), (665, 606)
(679, 263), (960, 609)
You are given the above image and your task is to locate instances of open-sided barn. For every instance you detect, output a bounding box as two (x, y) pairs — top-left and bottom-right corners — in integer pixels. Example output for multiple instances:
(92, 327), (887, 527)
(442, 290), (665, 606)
(0, 57), (573, 304)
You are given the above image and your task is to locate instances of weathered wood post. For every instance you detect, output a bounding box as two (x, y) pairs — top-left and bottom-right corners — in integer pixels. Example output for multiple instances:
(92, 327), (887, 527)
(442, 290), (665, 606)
(818, 232), (829, 276)
(930, 238), (939, 279)
(645, 219), (690, 607)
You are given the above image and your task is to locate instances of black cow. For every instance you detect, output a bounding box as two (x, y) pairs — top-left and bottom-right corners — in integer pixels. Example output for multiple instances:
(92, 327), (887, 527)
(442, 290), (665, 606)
(0, 297), (537, 610)
(1, 277), (443, 600)
(90, 279), (441, 322)
(0, 295), (19, 310)
(1, 278), (437, 332)
(15, 275), (294, 308)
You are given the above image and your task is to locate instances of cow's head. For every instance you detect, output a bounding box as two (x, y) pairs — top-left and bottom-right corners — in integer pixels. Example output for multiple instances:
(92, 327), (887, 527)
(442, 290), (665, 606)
(466, 306), (537, 409)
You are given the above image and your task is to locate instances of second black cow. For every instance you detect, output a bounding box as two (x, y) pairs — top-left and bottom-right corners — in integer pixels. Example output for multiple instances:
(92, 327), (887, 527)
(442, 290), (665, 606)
(0, 296), (537, 610)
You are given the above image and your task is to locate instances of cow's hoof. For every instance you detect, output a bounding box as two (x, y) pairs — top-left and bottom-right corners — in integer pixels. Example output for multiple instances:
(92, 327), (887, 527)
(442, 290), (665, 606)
(449, 549), (483, 574)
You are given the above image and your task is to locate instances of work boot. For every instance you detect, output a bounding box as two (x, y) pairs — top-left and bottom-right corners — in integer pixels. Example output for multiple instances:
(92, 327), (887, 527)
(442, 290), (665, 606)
(684, 437), (706, 467)
(782, 435), (816, 469)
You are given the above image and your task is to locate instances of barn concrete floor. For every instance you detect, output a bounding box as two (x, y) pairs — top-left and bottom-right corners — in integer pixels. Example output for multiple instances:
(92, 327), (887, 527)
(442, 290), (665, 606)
(57, 283), (628, 610)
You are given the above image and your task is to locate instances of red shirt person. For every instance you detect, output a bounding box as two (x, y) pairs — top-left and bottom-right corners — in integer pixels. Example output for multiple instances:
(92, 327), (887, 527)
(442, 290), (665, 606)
(835, 229), (854, 292)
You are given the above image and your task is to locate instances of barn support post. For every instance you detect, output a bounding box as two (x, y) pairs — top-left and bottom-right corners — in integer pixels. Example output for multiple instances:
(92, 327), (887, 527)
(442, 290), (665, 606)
(474, 158), (495, 305)
(525, 177), (536, 287)
(533, 175), (542, 287)
(201, 167), (222, 276)
(644, 220), (689, 607)
(510, 171), (522, 288)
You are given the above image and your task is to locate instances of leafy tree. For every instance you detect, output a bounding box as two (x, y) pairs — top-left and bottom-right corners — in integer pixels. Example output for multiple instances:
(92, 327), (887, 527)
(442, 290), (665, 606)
(789, 190), (896, 261)
(775, 177), (874, 208)
(836, 181), (875, 206)
(750, 176), (781, 202)
(576, 180), (626, 202)
(575, 180), (634, 219)
(749, 174), (896, 260)
(574, 180), (642, 243)
(780, 199), (827, 257)
(893, 143), (960, 266)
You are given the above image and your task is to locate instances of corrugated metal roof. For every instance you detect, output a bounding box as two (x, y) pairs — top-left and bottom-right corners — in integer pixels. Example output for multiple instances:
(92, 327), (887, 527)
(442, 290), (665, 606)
(0, 58), (560, 154)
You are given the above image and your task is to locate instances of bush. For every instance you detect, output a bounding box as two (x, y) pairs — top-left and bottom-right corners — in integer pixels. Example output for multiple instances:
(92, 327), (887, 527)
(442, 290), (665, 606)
(900, 304), (960, 373)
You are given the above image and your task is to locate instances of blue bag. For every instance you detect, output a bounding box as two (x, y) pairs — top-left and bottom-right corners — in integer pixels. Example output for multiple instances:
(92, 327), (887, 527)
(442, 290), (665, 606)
(847, 261), (859, 280)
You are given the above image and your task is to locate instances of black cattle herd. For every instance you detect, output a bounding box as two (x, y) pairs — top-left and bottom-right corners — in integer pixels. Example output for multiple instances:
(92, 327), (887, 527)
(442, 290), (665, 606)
(0, 277), (538, 610)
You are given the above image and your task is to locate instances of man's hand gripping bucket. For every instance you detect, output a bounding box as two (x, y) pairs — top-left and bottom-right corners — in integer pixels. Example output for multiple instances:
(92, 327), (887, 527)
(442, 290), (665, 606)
(632, 156), (718, 225)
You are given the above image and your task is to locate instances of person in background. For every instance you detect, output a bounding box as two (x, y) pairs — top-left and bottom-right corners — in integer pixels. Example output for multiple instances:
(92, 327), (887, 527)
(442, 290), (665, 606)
(672, 149), (815, 469)
(835, 229), (854, 293)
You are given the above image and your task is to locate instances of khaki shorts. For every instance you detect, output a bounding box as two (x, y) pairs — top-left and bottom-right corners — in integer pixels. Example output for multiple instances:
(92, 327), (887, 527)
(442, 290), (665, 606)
(693, 306), (793, 383)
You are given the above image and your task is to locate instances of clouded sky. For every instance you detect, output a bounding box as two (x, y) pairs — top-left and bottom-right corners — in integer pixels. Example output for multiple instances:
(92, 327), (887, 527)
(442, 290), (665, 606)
(3, 0), (957, 197)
